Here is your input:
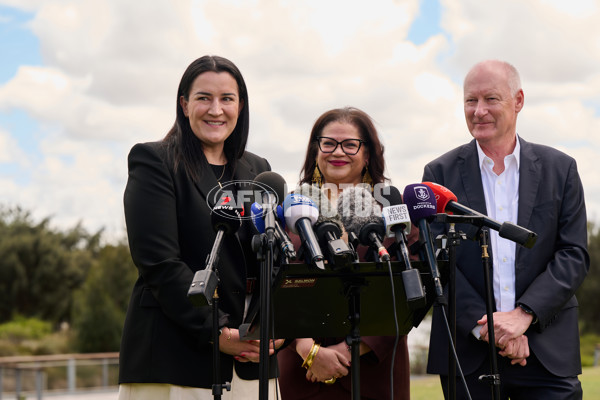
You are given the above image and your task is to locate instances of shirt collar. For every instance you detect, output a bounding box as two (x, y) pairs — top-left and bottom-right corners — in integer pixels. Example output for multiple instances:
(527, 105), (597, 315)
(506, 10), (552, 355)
(476, 135), (521, 171)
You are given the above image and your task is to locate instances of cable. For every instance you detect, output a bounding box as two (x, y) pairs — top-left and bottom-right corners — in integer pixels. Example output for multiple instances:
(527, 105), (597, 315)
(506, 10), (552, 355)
(385, 259), (400, 400)
(439, 303), (472, 400)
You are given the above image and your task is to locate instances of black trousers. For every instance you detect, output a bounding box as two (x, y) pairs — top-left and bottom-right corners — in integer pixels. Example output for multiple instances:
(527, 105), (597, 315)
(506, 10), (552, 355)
(440, 351), (582, 400)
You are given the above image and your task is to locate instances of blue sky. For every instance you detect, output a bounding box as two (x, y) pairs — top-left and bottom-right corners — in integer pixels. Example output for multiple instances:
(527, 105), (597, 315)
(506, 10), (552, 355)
(408, 0), (442, 44)
(0, 0), (599, 241)
(0, 6), (41, 82)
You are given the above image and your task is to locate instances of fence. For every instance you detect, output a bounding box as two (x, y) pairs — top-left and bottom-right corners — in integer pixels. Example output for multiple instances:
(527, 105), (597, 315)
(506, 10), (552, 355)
(0, 352), (119, 400)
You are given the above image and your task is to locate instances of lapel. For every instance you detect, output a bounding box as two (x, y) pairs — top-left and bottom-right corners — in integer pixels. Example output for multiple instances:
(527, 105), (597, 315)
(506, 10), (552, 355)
(191, 154), (259, 275)
(234, 155), (258, 181)
(516, 137), (540, 260)
(191, 154), (258, 208)
(458, 140), (487, 215)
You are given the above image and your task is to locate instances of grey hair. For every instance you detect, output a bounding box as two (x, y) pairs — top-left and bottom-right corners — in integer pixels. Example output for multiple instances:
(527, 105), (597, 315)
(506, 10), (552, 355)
(465, 59), (522, 96)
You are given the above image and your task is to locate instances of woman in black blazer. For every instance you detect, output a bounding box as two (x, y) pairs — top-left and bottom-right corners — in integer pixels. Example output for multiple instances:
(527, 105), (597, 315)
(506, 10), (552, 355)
(118, 55), (281, 400)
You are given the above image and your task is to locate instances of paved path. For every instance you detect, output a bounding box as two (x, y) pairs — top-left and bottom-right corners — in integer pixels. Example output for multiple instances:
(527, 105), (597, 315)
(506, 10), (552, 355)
(6, 389), (118, 400)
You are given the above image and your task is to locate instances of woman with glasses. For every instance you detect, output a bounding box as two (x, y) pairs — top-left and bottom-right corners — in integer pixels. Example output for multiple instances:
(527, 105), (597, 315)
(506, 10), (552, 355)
(277, 107), (410, 400)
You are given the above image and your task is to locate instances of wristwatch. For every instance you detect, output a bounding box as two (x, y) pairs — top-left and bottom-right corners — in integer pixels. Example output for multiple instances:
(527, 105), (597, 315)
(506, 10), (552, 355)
(517, 303), (538, 325)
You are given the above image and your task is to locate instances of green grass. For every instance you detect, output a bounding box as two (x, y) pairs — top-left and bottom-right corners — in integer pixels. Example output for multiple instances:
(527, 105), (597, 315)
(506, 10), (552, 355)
(410, 375), (444, 400)
(410, 366), (600, 399)
(581, 366), (600, 398)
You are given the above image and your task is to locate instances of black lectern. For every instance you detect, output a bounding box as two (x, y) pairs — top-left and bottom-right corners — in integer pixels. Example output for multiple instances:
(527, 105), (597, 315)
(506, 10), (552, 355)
(241, 260), (443, 339)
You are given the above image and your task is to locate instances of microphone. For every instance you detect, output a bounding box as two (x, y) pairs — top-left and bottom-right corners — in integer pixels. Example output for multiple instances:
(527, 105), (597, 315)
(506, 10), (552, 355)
(403, 183), (444, 299)
(283, 193), (325, 269)
(381, 185), (426, 309)
(253, 171), (287, 245)
(251, 202), (296, 260)
(422, 181), (537, 249)
(188, 196), (243, 307)
(337, 186), (390, 262)
(295, 184), (356, 269)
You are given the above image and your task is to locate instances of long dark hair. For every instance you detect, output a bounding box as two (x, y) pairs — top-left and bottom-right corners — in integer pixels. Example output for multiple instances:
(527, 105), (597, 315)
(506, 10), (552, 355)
(299, 107), (387, 185)
(163, 55), (250, 182)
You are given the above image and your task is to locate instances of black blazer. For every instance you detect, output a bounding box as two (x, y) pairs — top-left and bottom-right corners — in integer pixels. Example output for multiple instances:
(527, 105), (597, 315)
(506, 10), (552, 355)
(423, 137), (589, 377)
(119, 141), (275, 388)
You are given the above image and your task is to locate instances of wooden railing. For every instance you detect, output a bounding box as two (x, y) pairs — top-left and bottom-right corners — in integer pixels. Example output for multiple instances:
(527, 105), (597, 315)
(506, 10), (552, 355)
(0, 352), (119, 400)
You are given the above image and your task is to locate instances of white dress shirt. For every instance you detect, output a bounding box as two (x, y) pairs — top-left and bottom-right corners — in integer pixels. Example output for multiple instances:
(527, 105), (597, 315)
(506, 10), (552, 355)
(471, 138), (520, 338)
(477, 138), (520, 312)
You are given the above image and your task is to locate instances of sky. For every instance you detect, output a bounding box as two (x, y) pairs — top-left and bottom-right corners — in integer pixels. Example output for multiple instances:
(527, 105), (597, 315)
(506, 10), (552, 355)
(0, 0), (599, 243)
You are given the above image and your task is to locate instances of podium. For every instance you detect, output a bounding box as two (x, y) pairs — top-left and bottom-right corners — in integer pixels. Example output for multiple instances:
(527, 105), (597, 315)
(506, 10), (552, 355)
(241, 260), (445, 340)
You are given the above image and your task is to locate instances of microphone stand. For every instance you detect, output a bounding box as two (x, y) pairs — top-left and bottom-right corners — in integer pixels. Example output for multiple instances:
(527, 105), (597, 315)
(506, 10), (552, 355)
(252, 231), (275, 400)
(343, 240), (379, 400)
(433, 214), (501, 399)
(251, 204), (278, 400)
(188, 228), (233, 399)
(345, 277), (363, 400)
(441, 223), (466, 400)
(478, 230), (501, 400)
(211, 288), (231, 399)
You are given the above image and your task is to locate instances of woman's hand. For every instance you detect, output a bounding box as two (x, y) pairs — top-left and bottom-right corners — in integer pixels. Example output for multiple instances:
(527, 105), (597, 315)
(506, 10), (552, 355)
(298, 340), (351, 384)
(219, 328), (284, 363)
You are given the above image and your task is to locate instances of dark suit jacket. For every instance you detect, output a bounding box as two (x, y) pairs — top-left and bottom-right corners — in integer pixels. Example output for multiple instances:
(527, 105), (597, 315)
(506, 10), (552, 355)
(423, 137), (589, 378)
(119, 141), (275, 388)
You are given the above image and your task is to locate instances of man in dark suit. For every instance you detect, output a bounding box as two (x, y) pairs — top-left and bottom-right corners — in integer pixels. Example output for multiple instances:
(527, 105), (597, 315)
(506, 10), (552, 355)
(423, 60), (589, 399)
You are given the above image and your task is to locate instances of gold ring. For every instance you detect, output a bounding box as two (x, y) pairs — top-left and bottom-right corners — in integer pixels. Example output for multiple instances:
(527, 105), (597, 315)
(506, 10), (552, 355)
(324, 377), (336, 385)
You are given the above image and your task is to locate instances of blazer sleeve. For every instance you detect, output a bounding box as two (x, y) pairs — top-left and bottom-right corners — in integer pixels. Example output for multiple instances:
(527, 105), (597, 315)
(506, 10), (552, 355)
(516, 156), (589, 331)
(124, 143), (219, 343)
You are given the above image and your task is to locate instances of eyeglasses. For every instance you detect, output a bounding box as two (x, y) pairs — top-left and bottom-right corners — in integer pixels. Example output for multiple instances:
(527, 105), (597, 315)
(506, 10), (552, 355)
(316, 136), (366, 155)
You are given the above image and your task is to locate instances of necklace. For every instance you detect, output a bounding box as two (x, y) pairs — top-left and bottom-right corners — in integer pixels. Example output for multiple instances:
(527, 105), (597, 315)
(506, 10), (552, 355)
(216, 164), (226, 188)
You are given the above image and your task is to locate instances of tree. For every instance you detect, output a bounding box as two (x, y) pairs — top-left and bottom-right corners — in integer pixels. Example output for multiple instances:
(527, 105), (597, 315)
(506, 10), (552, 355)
(577, 222), (600, 334)
(0, 207), (100, 324)
(72, 243), (138, 352)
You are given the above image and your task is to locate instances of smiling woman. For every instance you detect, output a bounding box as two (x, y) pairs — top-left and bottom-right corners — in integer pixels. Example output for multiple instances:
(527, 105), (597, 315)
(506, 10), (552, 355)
(179, 71), (243, 163)
(119, 55), (280, 400)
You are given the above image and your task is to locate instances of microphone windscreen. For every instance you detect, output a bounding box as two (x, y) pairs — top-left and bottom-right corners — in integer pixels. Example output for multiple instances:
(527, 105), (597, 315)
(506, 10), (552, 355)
(211, 204), (242, 234)
(422, 181), (457, 214)
(295, 184), (340, 226)
(283, 193), (319, 235)
(253, 171), (287, 204)
(251, 202), (265, 233)
(403, 183), (437, 223)
(380, 185), (411, 236)
(337, 185), (383, 235)
(379, 185), (403, 207)
(252, 203), (285, 233)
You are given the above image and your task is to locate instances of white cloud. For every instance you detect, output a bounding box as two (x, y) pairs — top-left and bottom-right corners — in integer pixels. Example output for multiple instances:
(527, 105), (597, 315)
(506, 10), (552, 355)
(0, 128), (27, 163)
(0, 0), (599, 241)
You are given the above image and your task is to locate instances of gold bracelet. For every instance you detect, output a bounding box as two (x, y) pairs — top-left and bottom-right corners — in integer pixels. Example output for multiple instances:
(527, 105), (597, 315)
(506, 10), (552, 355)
(301, 342), (320, 369)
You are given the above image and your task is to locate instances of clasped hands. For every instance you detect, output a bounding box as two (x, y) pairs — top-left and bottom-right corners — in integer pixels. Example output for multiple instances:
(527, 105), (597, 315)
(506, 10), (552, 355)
(219, 328), (285, 363)
(477, 307), (534, 366)
(296, 339), (351, 384)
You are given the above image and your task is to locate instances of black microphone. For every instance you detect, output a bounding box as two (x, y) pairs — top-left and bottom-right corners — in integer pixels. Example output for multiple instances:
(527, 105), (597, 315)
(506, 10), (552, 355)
(422, 181), (537, 249)
(403, 183), (444, 299)
(337, 186), (390, 262)
(253, 171), (287, 245)
(251, 202), (296, 261)
(188, 196), (243, 307)
(381, 185), (426, 310)
(295, 184), (356, 269)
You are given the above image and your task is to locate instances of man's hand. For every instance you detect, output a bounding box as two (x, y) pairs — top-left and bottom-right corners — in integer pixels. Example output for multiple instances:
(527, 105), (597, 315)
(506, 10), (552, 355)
(477, 308), (533, 367)
(498, 335), (530, 366)
(478, 307), (533, 348)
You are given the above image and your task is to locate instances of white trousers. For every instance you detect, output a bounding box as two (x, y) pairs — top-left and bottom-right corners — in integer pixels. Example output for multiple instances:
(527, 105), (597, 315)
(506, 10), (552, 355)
(118, 370), (279, 400)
